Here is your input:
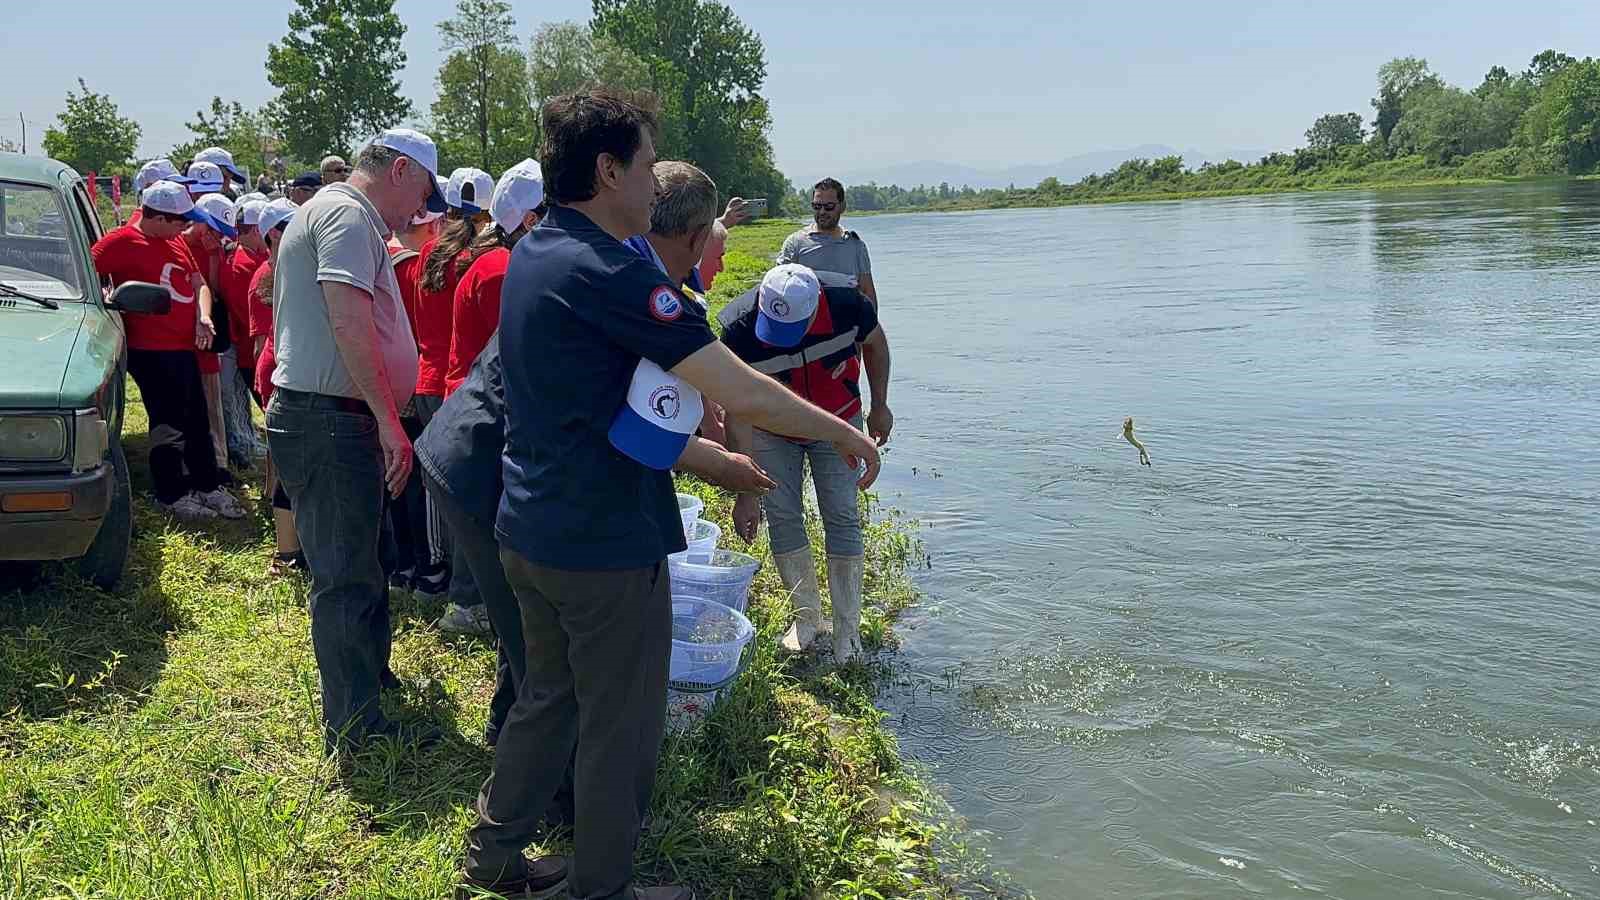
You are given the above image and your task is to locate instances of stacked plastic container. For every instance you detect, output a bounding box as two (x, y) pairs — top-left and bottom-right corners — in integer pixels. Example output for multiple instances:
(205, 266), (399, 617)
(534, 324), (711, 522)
(667, 493), (759, 728)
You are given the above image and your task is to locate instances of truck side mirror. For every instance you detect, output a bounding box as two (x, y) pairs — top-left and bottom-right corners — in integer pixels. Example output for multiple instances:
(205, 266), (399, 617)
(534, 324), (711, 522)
(106, 282), (170, 315)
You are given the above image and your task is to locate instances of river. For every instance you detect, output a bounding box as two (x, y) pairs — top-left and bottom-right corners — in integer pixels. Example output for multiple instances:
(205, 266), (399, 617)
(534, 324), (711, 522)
(860, 182), (1600, 898)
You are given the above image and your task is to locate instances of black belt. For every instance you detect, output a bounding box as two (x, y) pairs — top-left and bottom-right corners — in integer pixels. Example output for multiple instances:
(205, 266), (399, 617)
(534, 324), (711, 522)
(275, 387), (373, 417)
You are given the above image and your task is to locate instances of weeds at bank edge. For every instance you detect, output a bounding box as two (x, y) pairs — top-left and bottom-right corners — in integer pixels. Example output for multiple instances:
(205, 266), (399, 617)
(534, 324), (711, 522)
(0, 220), (1014, 899)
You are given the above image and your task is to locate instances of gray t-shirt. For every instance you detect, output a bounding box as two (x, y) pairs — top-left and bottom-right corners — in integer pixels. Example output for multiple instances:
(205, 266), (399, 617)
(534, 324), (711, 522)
(271, 182), (418, 404)
(778, 228), (872, 281)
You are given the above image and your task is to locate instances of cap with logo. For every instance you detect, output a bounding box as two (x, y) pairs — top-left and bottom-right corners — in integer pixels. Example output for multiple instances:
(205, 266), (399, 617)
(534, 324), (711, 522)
(184, 161), (225, 194)
(755, 263), (821, 347)
(236, 198), (268, 228)
(446, 167), (495, 215)
(134, 159), (187, 194)
(194, 147), (245, 181)
(489, 159), (545, 232)
(258, 198), (296, 236)
(608, 359), (705, 470)
(140, 181), (207, 223)
(193, 194), (239, 239)
(370, 128), (447, 213)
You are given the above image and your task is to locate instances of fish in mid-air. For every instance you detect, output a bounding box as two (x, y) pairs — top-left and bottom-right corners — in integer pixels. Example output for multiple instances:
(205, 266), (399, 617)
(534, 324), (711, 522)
(1122, 417), (1151, 466)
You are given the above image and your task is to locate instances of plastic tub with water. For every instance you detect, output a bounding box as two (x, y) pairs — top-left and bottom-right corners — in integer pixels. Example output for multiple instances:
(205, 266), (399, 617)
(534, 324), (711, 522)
(676, 493), (703, 534)
(668, 596), (754, 689)
(670, 519), (721, 564)
(668, 549), (760, 613)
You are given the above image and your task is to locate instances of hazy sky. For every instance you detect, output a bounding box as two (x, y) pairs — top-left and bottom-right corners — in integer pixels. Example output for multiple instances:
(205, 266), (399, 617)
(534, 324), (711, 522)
(3, 1), (1595, 182)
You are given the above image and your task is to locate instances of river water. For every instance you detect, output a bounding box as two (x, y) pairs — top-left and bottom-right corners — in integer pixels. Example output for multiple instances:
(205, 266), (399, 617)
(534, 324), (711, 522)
(860, 182), (1600, 898)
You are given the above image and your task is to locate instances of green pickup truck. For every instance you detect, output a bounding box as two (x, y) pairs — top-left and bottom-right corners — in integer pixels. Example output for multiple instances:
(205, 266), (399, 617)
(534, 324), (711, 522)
(0, 155), (171, 588)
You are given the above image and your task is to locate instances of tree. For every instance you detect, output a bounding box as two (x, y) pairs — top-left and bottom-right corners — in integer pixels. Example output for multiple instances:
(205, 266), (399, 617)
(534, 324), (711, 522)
(1372, 57), (1443, 145)
(1389, 85), (1493, 163)
(40, 79), (140, 175)
(265, 0), (411, 163)
(432, 46), (538, 174)
(591, 0), (782, 203)
(1519, 57), (1600, 174)
(437, 0), (518, 169)
(527, 21), (653, 147)
(1305, 112), (1365, 151)
(170, 98), (279, 175)
(1526, 50), (1576, 87)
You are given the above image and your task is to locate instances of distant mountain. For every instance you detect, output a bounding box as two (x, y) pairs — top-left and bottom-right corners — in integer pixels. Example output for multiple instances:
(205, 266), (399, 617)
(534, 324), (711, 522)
(835, 145), (1272, 191)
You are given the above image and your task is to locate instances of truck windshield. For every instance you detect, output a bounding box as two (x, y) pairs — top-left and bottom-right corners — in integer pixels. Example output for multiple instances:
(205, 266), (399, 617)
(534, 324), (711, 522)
(0, 181), (84, 302)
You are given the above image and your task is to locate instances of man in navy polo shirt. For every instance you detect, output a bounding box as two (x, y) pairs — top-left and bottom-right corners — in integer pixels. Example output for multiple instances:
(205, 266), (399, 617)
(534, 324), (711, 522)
(461, 90), (882, 900)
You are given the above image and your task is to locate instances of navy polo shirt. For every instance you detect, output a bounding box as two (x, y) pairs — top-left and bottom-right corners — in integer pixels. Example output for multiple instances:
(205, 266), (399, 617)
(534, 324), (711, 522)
(496, 205), (716, 570)
(415, 333), (505, 529)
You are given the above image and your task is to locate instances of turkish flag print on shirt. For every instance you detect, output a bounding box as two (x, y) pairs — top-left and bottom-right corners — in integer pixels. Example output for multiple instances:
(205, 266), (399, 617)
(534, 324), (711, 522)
(91, 224), (201, 351)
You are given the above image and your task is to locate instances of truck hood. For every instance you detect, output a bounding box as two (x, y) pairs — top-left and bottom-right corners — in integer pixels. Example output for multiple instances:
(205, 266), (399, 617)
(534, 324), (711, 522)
(0, 304), (86, 409)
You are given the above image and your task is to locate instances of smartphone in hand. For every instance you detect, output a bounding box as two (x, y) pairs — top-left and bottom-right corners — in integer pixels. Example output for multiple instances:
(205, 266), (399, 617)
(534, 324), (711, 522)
(745, 198), (768, 219)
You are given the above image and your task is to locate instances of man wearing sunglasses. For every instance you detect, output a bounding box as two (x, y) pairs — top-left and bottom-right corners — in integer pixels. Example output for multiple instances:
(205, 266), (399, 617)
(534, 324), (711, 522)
(778, 177), (879, 305)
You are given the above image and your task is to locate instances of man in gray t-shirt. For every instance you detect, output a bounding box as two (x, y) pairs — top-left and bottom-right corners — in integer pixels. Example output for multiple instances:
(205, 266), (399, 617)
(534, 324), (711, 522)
(778, 176), (878, 304)
(264, 127), (447, 754)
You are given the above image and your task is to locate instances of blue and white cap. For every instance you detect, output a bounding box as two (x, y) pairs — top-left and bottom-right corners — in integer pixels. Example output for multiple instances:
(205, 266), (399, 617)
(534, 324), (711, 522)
(140, 181), (207, 223)
(608, 358), (705, 470)
(489, 159), (545, 232)
(370, 127), (447, 213)
(194, 193), (238, 239)
(135, 159), (185, 193)
(755, 263), (821, 347)
(185, 161), (226, 194)
(446, 167), (494, 214)
(194, 147), (245, 181)
(236, 198), (268, 228)
(258, 198), (296, 235)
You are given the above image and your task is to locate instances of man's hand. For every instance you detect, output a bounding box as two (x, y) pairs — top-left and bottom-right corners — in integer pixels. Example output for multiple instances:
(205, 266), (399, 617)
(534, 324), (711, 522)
(719, 197), (750, 228)
(733, 492), (762, 543)
(832, 424), (882, 490)
(867, 404), (894, 447)
(195, 315), (216, 350)
(377, 416), (413, 497)
(706, 449), (775, 495)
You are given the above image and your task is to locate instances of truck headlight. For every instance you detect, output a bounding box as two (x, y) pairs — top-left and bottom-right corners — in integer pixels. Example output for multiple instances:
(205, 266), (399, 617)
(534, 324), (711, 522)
(0, 415), (68, 461)
(71, 409), (109, 472)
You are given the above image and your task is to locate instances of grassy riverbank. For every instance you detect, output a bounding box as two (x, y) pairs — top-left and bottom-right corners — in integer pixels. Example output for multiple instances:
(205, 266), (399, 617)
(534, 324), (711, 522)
(0, 223), (993, 898)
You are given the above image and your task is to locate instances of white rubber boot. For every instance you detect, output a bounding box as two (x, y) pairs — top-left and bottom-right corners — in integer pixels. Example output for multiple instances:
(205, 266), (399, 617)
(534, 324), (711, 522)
(828, 555), (865, 663)
(774, 548), (823, 652)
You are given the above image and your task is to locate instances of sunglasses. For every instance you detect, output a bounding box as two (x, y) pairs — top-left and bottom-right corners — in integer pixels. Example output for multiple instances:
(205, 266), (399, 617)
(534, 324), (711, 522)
(811, 202), (839, 212)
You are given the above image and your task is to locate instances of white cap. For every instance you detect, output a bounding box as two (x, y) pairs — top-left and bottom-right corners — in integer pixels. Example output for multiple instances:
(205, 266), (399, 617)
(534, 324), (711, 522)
(135, 159), (182, 193)
(186, 161), (225, 193)
(489, 159), (545, 233)
(755, 263), (821, 347)
(446, 167), (494, 213)
(194, 147), (244, 181)
(194, 193), (238, 238)
(236, 191), (268, 206)
(411, 178), (448, 226)
(258, 198), (296, 236)
(140, 181), (205, 222)
(236, 198), (268, 228)
(369, 127), (446, 212)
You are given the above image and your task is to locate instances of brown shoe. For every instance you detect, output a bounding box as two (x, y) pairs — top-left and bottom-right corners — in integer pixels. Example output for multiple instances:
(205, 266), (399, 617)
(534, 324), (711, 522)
(456, 855), (567, 899)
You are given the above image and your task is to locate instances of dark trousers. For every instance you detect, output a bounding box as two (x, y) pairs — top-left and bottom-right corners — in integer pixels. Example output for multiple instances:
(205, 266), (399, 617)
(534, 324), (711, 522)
(265, 387), (392, 752)
(387, 411), (432, 578)
(421, 471), (519, 737)
(126, 348), (221, 504)
(465, 551), (670, 899)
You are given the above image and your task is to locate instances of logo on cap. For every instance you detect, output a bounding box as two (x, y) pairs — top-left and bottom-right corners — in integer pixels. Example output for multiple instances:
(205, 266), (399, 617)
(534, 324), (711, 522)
(649, 385), (681, 420)
(771, 298), (791, 317)
(649, 285), (683, 322)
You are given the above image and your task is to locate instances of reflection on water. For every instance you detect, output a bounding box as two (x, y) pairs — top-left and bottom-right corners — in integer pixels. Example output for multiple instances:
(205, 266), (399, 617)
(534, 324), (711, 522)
(862, 182), (1600, 898)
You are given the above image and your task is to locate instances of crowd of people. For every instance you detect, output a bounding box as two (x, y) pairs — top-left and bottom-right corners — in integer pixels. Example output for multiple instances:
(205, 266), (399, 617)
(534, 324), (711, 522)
(92, 88), (893, 899)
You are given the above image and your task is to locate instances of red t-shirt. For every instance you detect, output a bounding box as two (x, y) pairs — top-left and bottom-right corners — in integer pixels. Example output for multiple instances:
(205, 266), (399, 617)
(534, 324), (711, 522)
(180, 230), (225, 375)
(389, 243), (425, 342)
(411, 237), (465, 397)
(446, 247), (509, 395)
(223, 247), (266, 368)
(247, 262), (276, 402)
(90, 224), (200, 352)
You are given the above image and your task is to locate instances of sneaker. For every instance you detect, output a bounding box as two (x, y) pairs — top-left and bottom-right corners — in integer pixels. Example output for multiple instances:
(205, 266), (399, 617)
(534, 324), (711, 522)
(456, 855), (568, 900)
(197, 487), (248, 519)
(412, 566), (450, 597)
(389, 567), (415, 591)
(160, 492), (218, 522)
(436, 602), (492, 637)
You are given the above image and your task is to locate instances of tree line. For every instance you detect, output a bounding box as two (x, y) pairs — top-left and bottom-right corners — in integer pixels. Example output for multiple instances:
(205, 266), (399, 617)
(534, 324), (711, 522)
(843, 50), (1600, 211)
(34, 0), (791, 211)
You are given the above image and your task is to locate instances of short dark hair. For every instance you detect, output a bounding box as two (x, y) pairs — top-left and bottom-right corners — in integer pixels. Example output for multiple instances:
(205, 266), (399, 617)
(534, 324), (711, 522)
(813, 178), (846, 204)
(540, 89), (661, 204)
(353, 143), (403, 176)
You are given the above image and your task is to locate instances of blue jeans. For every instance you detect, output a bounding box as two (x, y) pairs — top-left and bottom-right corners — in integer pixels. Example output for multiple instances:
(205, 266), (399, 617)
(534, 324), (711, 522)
(266, 388), (393, 751)
(750, 414), (864, 557)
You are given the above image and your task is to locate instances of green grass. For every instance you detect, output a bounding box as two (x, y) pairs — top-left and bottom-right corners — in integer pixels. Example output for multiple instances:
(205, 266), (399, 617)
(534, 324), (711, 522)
(0, 221), (1012, 899)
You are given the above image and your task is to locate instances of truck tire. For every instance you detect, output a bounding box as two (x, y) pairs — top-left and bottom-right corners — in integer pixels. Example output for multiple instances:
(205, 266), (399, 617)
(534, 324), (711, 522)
(75, 439), (132, 590)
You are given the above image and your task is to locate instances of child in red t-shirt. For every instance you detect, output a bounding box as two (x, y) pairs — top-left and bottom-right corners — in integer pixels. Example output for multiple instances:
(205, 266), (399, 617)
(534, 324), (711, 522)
(447, 162), (545, 395)
(89, 182), (244, 521)
(247, 199), (304, 575)
(181, 194), (239, 473)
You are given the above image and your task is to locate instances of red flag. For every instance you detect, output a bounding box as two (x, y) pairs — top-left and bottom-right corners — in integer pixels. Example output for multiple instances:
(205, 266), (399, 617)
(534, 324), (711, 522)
(86, 172), (98, 210)
(110, 175), (122, 209)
